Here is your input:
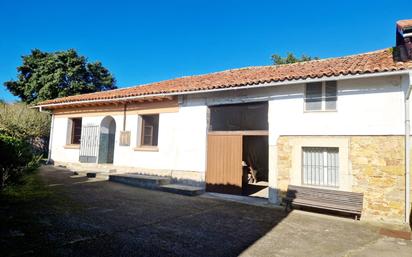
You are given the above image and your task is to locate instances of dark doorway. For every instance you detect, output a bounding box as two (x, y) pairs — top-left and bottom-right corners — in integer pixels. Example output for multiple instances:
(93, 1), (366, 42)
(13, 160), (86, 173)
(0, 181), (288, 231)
(98, 116), (116, 164)
(242, 136), (269, 198)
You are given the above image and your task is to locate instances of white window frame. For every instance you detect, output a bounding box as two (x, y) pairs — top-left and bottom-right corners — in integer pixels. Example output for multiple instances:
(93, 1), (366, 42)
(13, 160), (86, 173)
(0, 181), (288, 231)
(301, 147), (339, 188)
(136, 114), (159, 149)
(304, 81), (337, 112)
(66, 117), (82, 145)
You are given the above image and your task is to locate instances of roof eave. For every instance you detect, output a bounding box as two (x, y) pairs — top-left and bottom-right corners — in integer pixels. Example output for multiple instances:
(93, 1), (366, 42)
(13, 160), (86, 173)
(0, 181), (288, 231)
(35, 69), (412, 110)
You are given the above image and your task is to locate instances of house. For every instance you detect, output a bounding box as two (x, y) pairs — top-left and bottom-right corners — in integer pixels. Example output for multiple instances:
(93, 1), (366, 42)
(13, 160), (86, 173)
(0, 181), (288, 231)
(37, 20), (412, 225)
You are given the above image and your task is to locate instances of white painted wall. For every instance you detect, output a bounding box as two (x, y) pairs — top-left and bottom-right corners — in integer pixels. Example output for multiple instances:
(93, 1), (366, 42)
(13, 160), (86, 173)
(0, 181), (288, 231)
(50, 116), (80, 163)
(51, 106), (208, 175)
(185, 75), (405, 139)
(269, 75), (405, 141)
(113, 105), (208, 172)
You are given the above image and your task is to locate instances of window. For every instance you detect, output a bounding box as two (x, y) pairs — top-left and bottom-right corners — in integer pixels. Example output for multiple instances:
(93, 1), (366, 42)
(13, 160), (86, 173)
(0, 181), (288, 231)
(305, 81), (337, 111)
(302, 147), (339, 187)
(209, 102), (268, 131)
(69, 118), (82, 144)
(140, 114), (159, 146)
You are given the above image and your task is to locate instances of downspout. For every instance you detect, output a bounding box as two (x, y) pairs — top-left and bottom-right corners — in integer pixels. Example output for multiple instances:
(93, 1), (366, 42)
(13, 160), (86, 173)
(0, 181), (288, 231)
(405, 71), (412, 224)
(39, 106), (54, 164)
(123, 103), (127, 131)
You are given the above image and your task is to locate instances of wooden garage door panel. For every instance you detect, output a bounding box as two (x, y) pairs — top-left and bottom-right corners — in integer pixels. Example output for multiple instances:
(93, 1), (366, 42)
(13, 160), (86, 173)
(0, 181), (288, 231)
(206, 134), (243, 194)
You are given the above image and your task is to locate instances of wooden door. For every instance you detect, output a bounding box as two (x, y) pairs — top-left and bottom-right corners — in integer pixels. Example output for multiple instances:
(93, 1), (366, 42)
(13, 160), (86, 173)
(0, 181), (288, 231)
(206, 134), (243, 195)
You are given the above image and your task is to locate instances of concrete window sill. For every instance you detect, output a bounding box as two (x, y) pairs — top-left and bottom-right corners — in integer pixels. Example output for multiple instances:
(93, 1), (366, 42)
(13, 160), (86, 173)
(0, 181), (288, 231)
(134, 146), (159, 152)
(64, 144), (80, 149)
(303, 110), (337, 113)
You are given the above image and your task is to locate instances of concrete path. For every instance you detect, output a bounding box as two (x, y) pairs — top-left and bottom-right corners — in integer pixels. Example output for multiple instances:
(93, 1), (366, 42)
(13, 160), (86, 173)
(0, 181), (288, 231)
(239, 211), (412, 257)
(2, 165), (411, 257)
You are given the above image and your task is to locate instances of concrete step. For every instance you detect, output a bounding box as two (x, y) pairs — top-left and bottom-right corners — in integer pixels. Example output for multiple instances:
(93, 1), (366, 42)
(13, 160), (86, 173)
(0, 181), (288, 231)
(108, 173), (204, 196)
(109, 173), (171, 189)
(73, 171), (112, 180)
(160, 184), (205, 196)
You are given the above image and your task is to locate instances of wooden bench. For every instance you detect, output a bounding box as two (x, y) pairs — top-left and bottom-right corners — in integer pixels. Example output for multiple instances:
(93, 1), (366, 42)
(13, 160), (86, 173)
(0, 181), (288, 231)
(283, 185), (364, 219)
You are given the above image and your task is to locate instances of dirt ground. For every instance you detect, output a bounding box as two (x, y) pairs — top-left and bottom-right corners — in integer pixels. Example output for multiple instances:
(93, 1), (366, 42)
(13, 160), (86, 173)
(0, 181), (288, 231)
(1, 165), (411, 257)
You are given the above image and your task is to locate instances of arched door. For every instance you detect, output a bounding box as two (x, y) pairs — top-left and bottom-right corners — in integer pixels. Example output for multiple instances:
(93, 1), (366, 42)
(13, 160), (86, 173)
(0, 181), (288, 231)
(98, 116), (116, 163)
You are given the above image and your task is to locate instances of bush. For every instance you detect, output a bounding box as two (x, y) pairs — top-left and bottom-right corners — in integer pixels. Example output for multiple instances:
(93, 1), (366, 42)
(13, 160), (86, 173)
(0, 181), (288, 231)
(0, 134), (41, 190)
(0, 102), (50, 155)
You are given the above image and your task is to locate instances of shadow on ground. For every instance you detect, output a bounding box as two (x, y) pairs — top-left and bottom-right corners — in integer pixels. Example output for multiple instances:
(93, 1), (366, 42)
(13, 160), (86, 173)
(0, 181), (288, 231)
(1, 165), (289, 257)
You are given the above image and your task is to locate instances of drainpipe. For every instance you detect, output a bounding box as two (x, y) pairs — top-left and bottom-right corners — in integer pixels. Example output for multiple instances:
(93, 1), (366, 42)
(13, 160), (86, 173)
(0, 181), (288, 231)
(39, 106), (54, 164)
(405, 71), (412, 224)
(123, 103), (127, 131)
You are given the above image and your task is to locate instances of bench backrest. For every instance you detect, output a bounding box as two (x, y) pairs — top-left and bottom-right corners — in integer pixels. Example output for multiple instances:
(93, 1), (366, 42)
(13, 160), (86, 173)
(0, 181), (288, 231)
(286, 185), (363, 214)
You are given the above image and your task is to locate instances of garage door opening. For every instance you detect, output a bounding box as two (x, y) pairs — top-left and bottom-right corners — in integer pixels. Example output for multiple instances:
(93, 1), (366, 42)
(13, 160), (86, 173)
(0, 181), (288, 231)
(206, 102), (269, 198)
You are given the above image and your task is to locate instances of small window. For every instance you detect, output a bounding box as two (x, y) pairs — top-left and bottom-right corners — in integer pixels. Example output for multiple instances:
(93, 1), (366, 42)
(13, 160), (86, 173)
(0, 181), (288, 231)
(302, 147), (339, 187)
(305, 81), (337, 111)
(140, 114), (159, 146)
(69, 118), (82, 144)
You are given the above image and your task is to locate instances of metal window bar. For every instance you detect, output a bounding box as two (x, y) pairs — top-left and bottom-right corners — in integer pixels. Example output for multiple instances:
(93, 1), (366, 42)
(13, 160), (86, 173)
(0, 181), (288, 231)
(302, 147), (339, 187)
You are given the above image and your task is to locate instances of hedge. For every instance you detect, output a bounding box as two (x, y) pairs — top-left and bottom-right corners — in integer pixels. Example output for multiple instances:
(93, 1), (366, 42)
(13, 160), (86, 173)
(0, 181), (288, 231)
(0, 134), (41, 190)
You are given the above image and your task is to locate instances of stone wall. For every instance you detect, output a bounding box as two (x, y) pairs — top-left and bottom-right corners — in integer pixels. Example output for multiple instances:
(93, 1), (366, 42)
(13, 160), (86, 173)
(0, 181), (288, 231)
(350, 136), (406, 223)
(277, 136), (293, 198)
(276, 135), (411, 224)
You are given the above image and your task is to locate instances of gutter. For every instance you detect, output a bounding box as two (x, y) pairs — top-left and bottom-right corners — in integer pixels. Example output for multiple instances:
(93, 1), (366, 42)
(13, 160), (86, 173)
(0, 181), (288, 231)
(405, 71), (412, 224)
(35, 70), (411, 109)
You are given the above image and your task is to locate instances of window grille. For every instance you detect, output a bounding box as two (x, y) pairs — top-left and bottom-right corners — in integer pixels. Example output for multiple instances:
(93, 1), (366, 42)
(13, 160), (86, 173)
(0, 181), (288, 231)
(302, 147), (339, 187)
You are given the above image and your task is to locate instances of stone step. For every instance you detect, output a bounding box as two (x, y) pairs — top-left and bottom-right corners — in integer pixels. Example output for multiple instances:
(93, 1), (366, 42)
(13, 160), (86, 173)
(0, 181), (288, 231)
(159, 184), (205, 196)
(109, 173), (171, 189)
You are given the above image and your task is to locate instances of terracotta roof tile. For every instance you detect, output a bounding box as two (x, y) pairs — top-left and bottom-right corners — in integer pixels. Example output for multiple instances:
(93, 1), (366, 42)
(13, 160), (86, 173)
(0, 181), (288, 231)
(39, 48), (412, 106)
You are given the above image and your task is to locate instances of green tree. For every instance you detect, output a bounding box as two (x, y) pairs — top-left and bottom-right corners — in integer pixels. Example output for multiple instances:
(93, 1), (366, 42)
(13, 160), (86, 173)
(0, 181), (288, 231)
(4, 49), (116, 104)
(271, 52), (319, 65)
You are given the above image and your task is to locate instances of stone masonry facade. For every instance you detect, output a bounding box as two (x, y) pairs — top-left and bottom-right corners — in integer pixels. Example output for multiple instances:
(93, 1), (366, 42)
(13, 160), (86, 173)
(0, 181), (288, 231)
(277, 135), (412, 224)
(350, 136), (407, 223)
(277, 136), (293, 197)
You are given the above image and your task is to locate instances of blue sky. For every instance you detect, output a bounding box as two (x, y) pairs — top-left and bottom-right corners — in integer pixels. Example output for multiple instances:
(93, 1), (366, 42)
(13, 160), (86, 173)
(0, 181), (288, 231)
(0, 0), (410, 102)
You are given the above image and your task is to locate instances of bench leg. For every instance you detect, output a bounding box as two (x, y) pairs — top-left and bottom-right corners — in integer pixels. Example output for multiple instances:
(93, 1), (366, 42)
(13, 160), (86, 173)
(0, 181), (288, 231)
(285, 201), (292, 213)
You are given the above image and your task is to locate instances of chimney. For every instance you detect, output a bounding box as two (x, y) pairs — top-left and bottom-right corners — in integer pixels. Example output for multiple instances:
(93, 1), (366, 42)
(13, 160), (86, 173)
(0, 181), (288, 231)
(396, 20), (412, 60)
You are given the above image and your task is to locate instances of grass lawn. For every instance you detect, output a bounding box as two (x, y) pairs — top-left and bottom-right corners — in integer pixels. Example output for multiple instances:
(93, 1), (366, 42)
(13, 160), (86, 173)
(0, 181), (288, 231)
(0, 171), (51, 202)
